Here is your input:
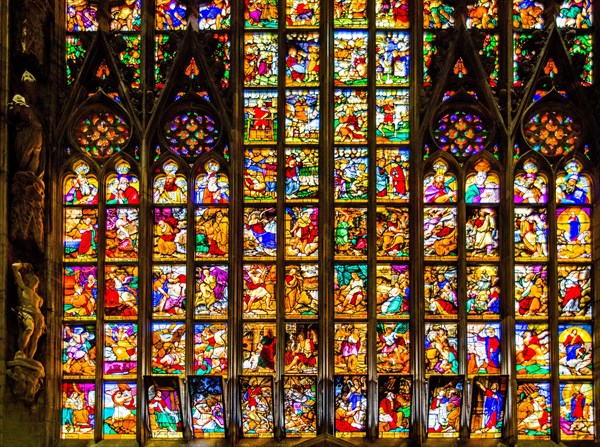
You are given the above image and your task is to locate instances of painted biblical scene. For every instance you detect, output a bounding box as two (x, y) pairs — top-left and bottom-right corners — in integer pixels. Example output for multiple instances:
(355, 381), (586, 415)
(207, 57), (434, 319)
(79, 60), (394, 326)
(376, 207), (409, 258)
(153, 208), (186, 261)
(558, 265), (592, 318)
(153, 161), (187, 204)
(244, 208), (277, 257)
(376, 89), (410, 143)
(334, 147), (369, 201)
(240, 376), (274, 437)
(466, 265), (500, 317)
(334, 264), (368, 317)
(195, 208), (229, 259)
(375, 148), (409, 201)
(377, 264), (410, 317)
(423, 207), (458, 259)
(559, 382), (594, 440)
(556, 0), (592, 28)
(155, 0), (186, 30)
(195, 265), (228, 318)
(188, 376), (225, 438)
(376, 323), (410, 373)
(470, 376), (508, 438)
(106, 207), (139, 261)
(106, 161), (140, 204)
(244, 32), (278, 87)
(517, 382), (551, 439)
(145, 378), (184, 438)
(378, 375), (411, 437)
(64, 208), (98, 262)
(287, 0), (319, 27)
(514, 208), (548, 260)
(103, 382), (136, 438)
(244, 0), (278, 28)
(427, 375), (463, 437)
(465, 160), (500, 203)
(424, 1), (454, 28)
(556, 160), (591, 204)
(514, 160), (548, 204)
(425, 323), (458, 375)
(61, 382), (95, 438)
(515, 264), (548, 318)
(285, 207), (319, 258)
(513, 0), (544, 29)
(334, 0), (367, 27)
(556, 207), (591, 259)
(285, 148), (319, 201)
(334, 208), (368, 258)
(67, 0), (98, 31)
(376, 1), (409, 27)
(285, 89), (320, 144)
(334, 375), (367, 436)
(284, 376), (317, 436)
(195, 160), (229, 204)
(467, 323), (501, 375)
(194, 323), (228, 375)
(242, 323), (276, 374)
(424, 265), (458, 318)
(63, 325), (96, 378)
(558, 324), (592, 378)
(334, 89), (368, 143)
(63, 266), (97, 319)
(466, 0), (497, 28)
(285, 264), (319, 316)
(197, 0), (230, 29)
(466, 208), (498, 259)
(515, 323), (550, 376)
(424, 160), (457, 203)
(105, 265), (138, 319)
(284, 323), (318, 374)
(286, 32), (320, 85)
(243, 264), (276, 318)
(244, 148), (277, 201)
(63, 161), (99, 205)
(334, 323), (367, 374)
(104, 323), (137, 377)
(151, 322), (186, 375)
(375, 32), (410, 86)
(152, 265), (186, 318)
(244, 90), (277, 143)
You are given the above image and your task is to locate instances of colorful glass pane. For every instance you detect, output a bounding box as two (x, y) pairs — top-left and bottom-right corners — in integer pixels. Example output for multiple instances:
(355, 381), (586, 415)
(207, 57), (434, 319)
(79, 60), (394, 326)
(154, 208), (187, 261)
(195, 160), (229, 204)
(376, 89), (409, 143)
(198, 0), (230, 29)
(284, 264), (319, 316)
(556, 160), (591, 204)
(433, 110), (488, 156)
(66, 36), (87, 85)
(334, 208), (367, 258)
(104, 323), (137, 377)
(567, 34), (593, 86)
(195, 265), (228, 318)
(155, 34), (176, 89)
(64, 208), (98, 262)
(242, 324), (276, 373)
(558, 324), (593, 377)
(195, 208), (229, 259)
(188, 376), (225, 437)
(427, 375), (462, 436)
(66, 0), (97, 32)
(61, 382), (95, 438)
(163, 110), (219, 157)
(467, 0), (497, 28)
(424, 323), (458, 375)
(466, 207), (498, 259)
(152, 265), (186, 318)
(284, 376), (317, 436)
(243, 263), (276, 317)
(209, 33), (230, 89)
(479, 34), (499, 87)
(63, 325), (96, 377)
(558, 265), (592, 318)
(513, 33), (540, 87)
(239, 376), (274, 436)
(285, 207), (318, 258)
(424, 160), (457, 203)
(375, 148), (409, 201)
(243, 148), (277, 201)
(378, 376), (411, 437)
(557, 207), (591, 259)
(151, 322), (186, 374)
(146, 379), (184, 437)
(524, 110), (581, 157)
(376, 0), (409, 28)
(376, 32), (409, 86)
(515, 264), (548, 317)
(155, 0), (187, 30)
(106, 208), (139, 261)
(557, 0), (592, 28)
(244, 90), (277, 143)
(514, 161), (548, 204)
(194, 324), (228, 375)
(286, 89), (320, 143)
(111, 0), (141, 31)
(333, 0), (367, 27)
(513, 1), (544, 29)
(423, 207), (457, 259)
(334, 264), (367, 317)
(334, 375), (367, 435)
(115, 35), (141, 90)
(103, 382), (136, 438)
(514, 208), (548, 260)
(285, 148), (319, 201)
(243, 208), (277, 257)
(334, 89), (368, 143)
(376, 207), (409, 258)
(105, 265), (138, 319)
(244, 32), (278, 86)
(424, 265), (458, 318)
(286, 0), (319, 26)
(517, 382), (552, 439)
(515, 323), (550, 376)
(284, 322), (318, 374)
(334, 31), (368, 86)
(245, 0), (278, 28)
(63, 266), (97, 319)
(559, 382), (594, 440)
(377, 322), (410, 373)
(377, 264), (409, 317)
(467, 323), (501, 374)
(424, 1), (454, 28)
(334, 323), (367, 374)
(74, 111), (130, 157)
(465, 160), (500, 203)
(470, 376), (508, 437)
(423, 32), (438, 87)
(106, 160), (139, 205)
(466, 266), (500, 317)
(153, 161), (187, 204)
(334, 148), (368, 201)
(286, 32), (320, 86)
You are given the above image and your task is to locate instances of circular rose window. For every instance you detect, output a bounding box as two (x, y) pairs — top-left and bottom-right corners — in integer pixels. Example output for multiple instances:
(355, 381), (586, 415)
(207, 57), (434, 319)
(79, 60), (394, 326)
(523, 110), (581, 157)
(73, 111), (130, 157)
(163, 110), (220, 157)
(433, 110), (489, 157)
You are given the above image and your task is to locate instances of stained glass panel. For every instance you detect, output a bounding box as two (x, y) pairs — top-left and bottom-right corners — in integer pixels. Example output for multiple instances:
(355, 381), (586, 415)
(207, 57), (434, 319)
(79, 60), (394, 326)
(194, 324), (228, 375)
(284, 376), (317, 436)
(106, 161), (140, 205)
(244, 91), (277, 143)
(424, 1), (454, 28)
(242, 323), (276, 373)
(284, 264), (319, 316)
(558, 324), (593, 377)
(423, 207), (457, 259)
(424, 160), (457, 203)
(376, 148), (409, 201)
(106, 208), (139, 261)
(244, 33), (278, 87)
(466, 266), (500, 317)
(514, 160), (548, 204)
(376, 0), (409, 28)
(334, 375), (367, 435)
(239, 376), (274, 436)
(103, 383), (136, 438)
(334, 264), (368, 318)
(515, 264), (548, 317)
(334, 148), (368, 201)
(286, 32), (320, 86)
(153, 162), (187, 204)
(334, 323), (367, 374)
(557, 0), (592, 28)
(376, 207), (409, 258)
(61, 382), (95, 438)
(513, 1), (544, 29)
(425, 265), (458, 318)
(105, 265), (138, 319)
(376, 89), (410, 143)
(153, 208), (187, 261)
(63, 325), (96, 378)
(334, 0), (367, 28)
(467, 323), (501, 374)
(111, 0), (141, 31)
(244, 0), (278, 28)
(334, 89), (368, 143)
(244, 148), (277, 201)
(284, 322), (318, 374)
(195, 208), (229, 259)
(285, 89), (320, 144)
(155, 0), (187, 30)
(559, 383), (594, 440)
(64, 209), (98, 261)
(104, 323), (137, 377)
(74, 112), (130, 157)
(188, 376), (225, 437)
(334, 31), (368, 86)
(378, 376), (411, 437)
(286, 0), (319, 27)
(285, 148), (319, 200)
(376, 264), (409, 317)
(425, 323), (458, 375)
(243, 264), (276, 317)
(517, 382), (552, 439)
(515, 323), (550, 376)
(146, 378), (184, 438)
(469, 376), (508, 438)
(558, 265), (592, 318)
(63, 266), (97, 318)
(514, 208), (548, 260)
(198, 1), (231, 30)
(557, 207), (591, 259)
(152, 265), (186, 318)
(66, 1), (98, 32)
(427, 375), (463, 436)
(285, 207), (318, 258)
(195, 160), (229, 204)
(151, 323), (186, 374)
(556, 160), (591, 204)
(376, 322), (410, 373)
(195, 265), (228, 318)
(465, 208), (498, 259)
(466, 1), (497, 29)
(465, 160), (500, 203)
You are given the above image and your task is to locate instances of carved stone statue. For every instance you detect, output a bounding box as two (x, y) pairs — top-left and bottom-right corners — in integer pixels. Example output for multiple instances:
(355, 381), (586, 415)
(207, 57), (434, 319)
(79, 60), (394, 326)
(9, 94), (43, 175)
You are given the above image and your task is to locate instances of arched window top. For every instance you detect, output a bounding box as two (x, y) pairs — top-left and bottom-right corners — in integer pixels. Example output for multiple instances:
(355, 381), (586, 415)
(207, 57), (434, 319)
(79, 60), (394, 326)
(423, 158), (458, 203)
(106, 159), (140, 205)
(556, 158), (593, 204)
(195, 159), (229, 204)
(465, 159), (500, 204)
(153, 159), (188, 204)
(514, 157), (549, 205)
(63, 159), (100, 206)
